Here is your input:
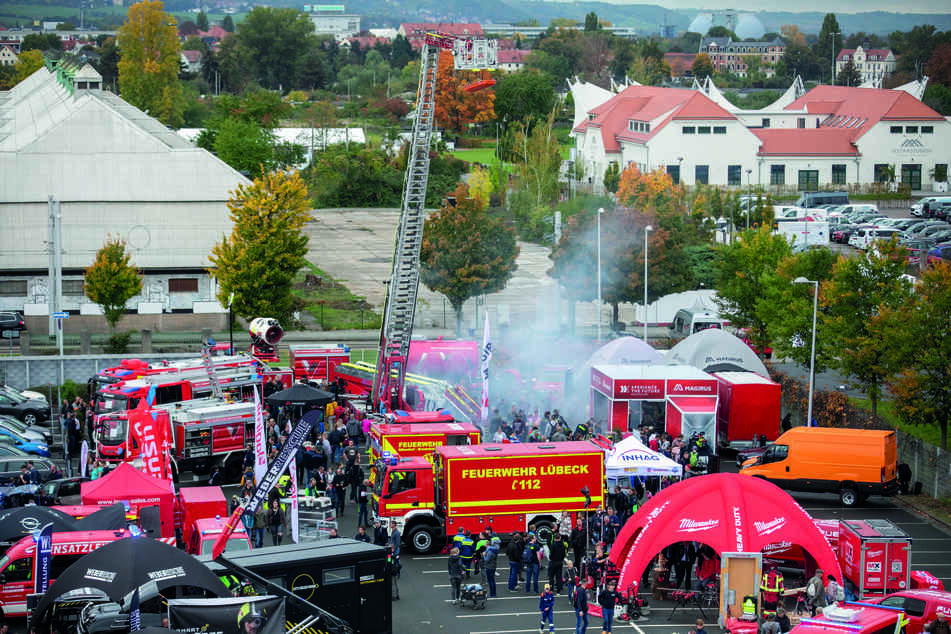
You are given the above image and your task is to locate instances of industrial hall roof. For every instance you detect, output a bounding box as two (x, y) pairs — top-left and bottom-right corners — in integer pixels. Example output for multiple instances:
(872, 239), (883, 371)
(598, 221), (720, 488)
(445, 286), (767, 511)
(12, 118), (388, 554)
(0, 58), (250, 271)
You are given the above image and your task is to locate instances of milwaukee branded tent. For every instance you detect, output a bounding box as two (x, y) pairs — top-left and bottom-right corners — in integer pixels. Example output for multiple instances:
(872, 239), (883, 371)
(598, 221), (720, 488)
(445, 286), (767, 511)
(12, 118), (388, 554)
(81, 463), (176, 537)
(608, 473), (841, 592)
(604, 435), (682, 480)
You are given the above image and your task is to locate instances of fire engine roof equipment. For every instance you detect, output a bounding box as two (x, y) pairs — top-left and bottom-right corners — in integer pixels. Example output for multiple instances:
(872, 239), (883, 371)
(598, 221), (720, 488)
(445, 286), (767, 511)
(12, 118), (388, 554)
(31, 536), (230, 627)
(666, 328), (770, 378)
(265, 383), (335, 408)
(608, 473), (841, 590)
(604, 434), (683, 479)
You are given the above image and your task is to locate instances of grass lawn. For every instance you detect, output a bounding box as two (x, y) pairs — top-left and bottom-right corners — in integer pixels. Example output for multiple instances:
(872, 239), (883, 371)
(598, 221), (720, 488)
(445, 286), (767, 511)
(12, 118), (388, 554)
(849, 395), (942, 446)
(451, 147), (499, 168)
(292, 262), (382, 331)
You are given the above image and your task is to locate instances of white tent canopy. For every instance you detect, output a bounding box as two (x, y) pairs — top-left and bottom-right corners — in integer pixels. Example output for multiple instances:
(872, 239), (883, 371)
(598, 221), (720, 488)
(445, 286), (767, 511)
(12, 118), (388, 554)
(567, 77), (615, 130)
(575, 336), (664, 389)
(666, 328), (770, 378)
(605, 434), (683, 479)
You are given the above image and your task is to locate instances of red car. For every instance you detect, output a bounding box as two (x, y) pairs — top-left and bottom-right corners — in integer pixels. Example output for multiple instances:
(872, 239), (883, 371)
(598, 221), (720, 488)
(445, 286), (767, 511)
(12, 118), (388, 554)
(737, 328), (772, 358)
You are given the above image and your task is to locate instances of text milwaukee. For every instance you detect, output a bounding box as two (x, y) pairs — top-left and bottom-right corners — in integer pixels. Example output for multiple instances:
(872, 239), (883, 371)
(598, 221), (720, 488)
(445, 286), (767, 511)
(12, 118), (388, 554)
(462, 464), (590, 478)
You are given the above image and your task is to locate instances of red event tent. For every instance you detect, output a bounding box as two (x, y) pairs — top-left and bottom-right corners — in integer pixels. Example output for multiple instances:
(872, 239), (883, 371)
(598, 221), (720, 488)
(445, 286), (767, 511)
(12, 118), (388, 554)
(81, 462), (176, 538)
(609, 473), (841, 592)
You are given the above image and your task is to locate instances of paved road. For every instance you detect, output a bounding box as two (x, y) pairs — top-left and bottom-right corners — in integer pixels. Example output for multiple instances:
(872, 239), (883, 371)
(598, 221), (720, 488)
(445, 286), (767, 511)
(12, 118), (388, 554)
(386, 488), (951, 634)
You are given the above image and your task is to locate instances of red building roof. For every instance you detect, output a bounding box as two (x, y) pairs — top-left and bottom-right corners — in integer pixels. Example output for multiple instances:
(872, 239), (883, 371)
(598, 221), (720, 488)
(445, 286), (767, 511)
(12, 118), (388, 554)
(753, 128), (858, 156)
(498, 48), (530, 64)
(837, 48), (892, 62)
(199, 26), (228, 41)
(574, 85), (738, 152)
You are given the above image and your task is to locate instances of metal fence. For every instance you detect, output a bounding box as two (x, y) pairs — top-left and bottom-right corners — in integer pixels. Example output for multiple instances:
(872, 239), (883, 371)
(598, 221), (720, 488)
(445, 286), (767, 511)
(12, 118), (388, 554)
(0, 353), (196, 390)
(896, 430), (951, 499)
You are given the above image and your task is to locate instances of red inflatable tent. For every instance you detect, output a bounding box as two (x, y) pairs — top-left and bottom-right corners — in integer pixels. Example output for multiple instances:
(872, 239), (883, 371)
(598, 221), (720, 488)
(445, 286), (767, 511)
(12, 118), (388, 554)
(609, 473), (841, 592)
(81, 463), (176, 538)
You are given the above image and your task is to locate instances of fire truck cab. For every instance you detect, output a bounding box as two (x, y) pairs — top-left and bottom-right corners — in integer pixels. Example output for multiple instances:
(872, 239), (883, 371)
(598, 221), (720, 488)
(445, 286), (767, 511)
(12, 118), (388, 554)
(869, 590), (951, 634)
(368, 421), (480, 464)
(187, 517), (253, 556)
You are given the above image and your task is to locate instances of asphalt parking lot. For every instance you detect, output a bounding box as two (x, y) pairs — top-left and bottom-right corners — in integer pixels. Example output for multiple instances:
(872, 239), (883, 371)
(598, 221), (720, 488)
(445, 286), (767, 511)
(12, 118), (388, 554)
(389, 489), (951, 634)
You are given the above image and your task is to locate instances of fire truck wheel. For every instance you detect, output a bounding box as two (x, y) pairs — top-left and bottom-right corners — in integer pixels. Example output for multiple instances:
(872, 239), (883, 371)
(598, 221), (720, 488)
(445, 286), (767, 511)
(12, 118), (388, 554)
(840, 487), (858, 507)
(408, 525), (436, 554)
(534, 520), (555, 545)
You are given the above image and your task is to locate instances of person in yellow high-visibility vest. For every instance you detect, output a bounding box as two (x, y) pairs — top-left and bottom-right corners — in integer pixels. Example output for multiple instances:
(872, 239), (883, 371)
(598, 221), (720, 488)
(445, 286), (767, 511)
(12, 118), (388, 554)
(761, 565), (784, 616)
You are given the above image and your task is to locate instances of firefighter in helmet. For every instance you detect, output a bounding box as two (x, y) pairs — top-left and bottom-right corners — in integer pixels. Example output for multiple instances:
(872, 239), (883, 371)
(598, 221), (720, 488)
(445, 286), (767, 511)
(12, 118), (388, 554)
(760, 564), (784, 617)
(237, 601), (268, 634)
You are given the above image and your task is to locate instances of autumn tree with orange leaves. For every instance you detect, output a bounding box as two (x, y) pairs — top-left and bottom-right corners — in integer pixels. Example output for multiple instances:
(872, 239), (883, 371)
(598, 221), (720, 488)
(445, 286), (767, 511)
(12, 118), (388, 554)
(434, 51), (496, 132)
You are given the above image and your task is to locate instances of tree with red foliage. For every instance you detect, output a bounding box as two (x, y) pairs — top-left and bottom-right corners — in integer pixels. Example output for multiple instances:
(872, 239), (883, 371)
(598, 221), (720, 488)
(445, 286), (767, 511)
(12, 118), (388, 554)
(926, 42), (951, 87)
(434, 51), (495, 132)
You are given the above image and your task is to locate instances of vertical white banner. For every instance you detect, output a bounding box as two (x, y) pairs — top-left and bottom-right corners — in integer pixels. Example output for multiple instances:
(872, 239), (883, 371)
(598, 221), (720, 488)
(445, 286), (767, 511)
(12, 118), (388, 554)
(480, 312), (492, 423)
(253, 385), (267, 486)
(288, 458), (299, 543)
(80, 440), (89, 478)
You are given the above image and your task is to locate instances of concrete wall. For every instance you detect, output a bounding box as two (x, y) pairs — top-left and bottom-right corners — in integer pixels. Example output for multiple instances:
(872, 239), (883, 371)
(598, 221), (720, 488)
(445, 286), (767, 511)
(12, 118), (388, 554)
(22, 312), (228, 335)
(896, 429), (951, 499)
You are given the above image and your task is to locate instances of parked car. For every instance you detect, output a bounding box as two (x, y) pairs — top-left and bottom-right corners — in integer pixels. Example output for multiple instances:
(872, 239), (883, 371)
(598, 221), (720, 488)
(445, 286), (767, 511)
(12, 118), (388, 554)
(916, 223), (951, 239)
(0, 415), (51, 445)
(0, 385), (48, 408)
(927, 244), (951, 264)
(0, 423), (50, 456)
(736, 444), (770, 468)
(850, 227), (903, 250)
(0, 312), (26, 333)
(737, 327), (773, 359)
(0, 456), (56, 485)
(911, 197), (941, 216)
(0, 389), (49, 426)
(0, 444), (29, 457)
(906, 220), (947, 237)
(38, 476), (88, 506)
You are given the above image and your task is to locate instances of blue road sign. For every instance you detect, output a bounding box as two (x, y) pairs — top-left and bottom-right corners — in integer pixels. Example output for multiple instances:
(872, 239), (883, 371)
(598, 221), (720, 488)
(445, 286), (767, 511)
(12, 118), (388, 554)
(52, 312), (69, 319)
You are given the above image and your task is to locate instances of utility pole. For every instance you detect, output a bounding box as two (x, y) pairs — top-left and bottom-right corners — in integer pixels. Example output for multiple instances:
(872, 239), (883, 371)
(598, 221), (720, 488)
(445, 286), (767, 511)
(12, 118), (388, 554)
(47, 196), (64, 400)
(831, 31), (839, 85)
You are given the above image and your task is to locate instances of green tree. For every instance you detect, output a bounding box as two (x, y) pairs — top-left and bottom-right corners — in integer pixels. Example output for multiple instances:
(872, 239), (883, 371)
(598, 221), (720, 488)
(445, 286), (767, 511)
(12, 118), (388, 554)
(84, 238), (143, 331)
(117, 0), (184, 127)
(822, 238), (913, 416)
(509, 111), (562, 240)
(707, 26), (736, 41)
(420, 184), (520, 336)
(837, 57), (862, 86)
(584, 11), (601, 32)
(13, 50), (45, 84)
(692, 52), (714, 80)
(95, 36), (120, 87)
(881, 262), (951, 449)
(815, 13), (841, 82)
(236, 7), (319, 91)
(57, 21), (76, 31)
(221, 14), (235, 33)
(21, 33), (62, 52)
(493, 70), (555, 134)
(715, 225), (793, 354)
(603, 162), (620, 194)
(757, 247), (837, 367)
(209, 170), (311, 326)
(196, 10), (209, 32)
(213, 118), (277, 179)
(307, 144), (403, 207)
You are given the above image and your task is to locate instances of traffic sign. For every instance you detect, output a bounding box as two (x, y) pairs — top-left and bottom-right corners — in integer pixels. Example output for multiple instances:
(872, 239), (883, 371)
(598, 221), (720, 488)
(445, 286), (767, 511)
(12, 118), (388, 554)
(52, 312), (69, 319)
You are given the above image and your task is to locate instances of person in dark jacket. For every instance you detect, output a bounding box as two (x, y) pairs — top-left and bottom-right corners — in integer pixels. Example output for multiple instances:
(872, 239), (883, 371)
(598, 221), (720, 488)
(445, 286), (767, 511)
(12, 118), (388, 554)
(598, 580), (620, 633)
(548, 532), (568, 594)
(564, 559), (580, 604)
(539, 584), (556, 633)
(373, 520), (388, 546)
(354, 526), (371, 543)
(776, 607), (792, 634)
(569, 519), (587, 569)
(573, 575), (589, 634)
(448, 548), (464, 604)
(506, 533), (524, 591)
(483, 537), (500, 598)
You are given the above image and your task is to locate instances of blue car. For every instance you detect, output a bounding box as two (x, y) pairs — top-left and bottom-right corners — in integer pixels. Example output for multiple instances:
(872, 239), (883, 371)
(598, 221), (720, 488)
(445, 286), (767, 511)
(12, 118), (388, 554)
(0, 427), (49, 456)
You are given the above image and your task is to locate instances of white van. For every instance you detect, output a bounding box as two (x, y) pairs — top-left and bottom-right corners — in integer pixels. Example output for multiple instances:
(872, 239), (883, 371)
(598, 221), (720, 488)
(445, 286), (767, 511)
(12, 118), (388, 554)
(668, 307), (726, 341)
(849, 226), (903, 250)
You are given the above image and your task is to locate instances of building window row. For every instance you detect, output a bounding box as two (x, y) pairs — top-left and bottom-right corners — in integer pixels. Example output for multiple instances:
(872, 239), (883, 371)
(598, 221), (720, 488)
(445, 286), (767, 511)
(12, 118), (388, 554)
(629, 120), (651, 133)
(890, 125), (934, 134)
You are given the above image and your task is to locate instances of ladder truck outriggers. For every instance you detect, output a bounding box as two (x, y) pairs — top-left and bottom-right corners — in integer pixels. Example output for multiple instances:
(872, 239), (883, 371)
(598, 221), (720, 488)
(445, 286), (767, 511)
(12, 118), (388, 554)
(371, 32), (497, 418)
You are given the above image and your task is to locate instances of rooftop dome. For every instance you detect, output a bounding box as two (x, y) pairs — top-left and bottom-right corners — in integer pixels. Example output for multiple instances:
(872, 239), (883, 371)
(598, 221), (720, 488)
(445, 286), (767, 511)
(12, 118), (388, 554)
(735, 13), (766, 40)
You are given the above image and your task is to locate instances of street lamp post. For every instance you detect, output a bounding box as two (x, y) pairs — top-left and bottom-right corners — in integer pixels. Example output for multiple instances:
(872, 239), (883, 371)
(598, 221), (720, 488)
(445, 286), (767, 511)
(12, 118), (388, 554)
(597, 207), (604, 343)
(643, 225), (653, 342)
(794, 277), (819, 427)
(746, 168), (753, 229)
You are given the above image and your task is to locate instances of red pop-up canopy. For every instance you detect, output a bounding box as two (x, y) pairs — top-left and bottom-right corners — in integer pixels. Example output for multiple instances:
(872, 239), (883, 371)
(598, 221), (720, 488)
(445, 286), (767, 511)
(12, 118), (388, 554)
(609, 473), (841, 591)
(81, 463), (176, 537)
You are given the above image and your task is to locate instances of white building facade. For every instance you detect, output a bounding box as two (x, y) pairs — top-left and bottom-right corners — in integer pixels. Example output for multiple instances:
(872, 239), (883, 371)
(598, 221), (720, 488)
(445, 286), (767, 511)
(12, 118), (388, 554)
(573, 84), (951, 193)
(836, 47), (897, 85)
(307, 5), (361, 40)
